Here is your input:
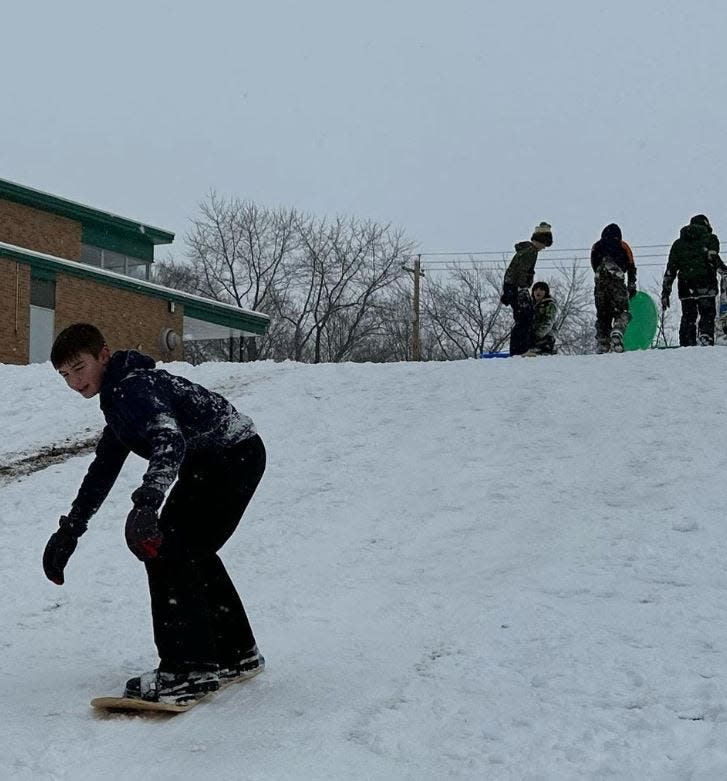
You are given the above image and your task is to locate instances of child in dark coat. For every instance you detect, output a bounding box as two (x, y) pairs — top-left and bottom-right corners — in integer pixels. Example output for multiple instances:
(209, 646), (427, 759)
(591, 223), (637, 353)
(42, 323), (266, 704)
(662, 214), (725, 346)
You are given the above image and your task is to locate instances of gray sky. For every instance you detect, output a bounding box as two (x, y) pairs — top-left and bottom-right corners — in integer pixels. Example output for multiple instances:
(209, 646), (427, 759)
(2, 0), (726, 286)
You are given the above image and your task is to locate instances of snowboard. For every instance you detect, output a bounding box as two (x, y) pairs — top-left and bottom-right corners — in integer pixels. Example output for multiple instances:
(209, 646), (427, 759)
(91, 664), (264, 714)
(91, 695), (208, 714)
(623, 291), (658, 351)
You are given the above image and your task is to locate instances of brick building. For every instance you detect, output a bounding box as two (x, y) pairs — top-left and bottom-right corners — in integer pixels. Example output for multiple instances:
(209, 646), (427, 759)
(0, 178), (269, 365)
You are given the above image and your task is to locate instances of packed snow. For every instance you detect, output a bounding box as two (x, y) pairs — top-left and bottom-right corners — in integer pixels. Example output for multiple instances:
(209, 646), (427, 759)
(3, 349), (727, 780)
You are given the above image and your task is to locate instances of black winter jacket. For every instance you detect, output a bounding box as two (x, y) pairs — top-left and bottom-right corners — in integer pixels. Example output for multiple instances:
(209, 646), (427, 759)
(503, 241), (540, 291)
(662, 224), (725, 299)
(70, 351), (256, 522)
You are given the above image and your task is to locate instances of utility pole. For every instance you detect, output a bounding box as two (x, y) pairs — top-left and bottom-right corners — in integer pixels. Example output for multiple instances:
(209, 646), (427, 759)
(402, 254), (424, 361)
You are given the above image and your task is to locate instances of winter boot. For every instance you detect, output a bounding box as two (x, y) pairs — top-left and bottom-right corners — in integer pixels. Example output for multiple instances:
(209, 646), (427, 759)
(124, 667), (220, 704)
(610, 329), (624, 353)
(219, 645), (266, 686)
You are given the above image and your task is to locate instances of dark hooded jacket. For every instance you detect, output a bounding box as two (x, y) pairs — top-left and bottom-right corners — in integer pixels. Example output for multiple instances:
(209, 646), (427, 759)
(590, 224), (637, 287)
(69, 350), (256, 522)
(502, 240), (540, 296)
(662, 223), (724, 299)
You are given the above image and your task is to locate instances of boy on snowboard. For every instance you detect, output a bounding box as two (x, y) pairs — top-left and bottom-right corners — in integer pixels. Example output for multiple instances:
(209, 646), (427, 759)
(42, 323), (266, 704)
(590, 223), (637, 353)
(500, 222), (553, 355)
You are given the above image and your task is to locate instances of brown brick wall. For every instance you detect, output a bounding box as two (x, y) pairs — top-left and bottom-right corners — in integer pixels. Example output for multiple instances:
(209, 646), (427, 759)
(55, 275), (184, 361)
(0, 262), (185, 365)
(0, 258), (30, 364)
(0, 198), (82, 260)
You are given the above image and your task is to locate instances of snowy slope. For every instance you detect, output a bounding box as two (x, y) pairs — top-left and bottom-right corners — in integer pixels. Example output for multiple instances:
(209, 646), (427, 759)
(3, 350), (727, 780)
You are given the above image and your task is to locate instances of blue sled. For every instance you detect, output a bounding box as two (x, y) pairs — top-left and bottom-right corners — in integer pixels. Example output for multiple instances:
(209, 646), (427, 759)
(480, 351), (510, 359)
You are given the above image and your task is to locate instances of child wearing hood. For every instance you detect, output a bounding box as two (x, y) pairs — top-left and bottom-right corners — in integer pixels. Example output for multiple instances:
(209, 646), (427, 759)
(43, 323), (266, 704)
(590, 223), (637, 353)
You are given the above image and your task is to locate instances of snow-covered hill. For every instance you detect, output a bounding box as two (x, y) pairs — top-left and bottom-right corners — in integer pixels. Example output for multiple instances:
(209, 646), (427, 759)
(3, 350), (727, 780)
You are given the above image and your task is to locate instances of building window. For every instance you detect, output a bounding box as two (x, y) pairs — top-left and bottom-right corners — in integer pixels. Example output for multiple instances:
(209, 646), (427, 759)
(127, 258), (150, 279)
(29, 274), (56, 364)
(80, 244), (102, 267)
(80, 243), (151, 280)
(30, 276), (56, 309)
(103, 250), (126, 273)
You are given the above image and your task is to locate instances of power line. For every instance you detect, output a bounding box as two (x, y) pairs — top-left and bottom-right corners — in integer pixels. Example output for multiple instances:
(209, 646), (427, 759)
(424, 263), (669, 272)
(422, 255), (671, 269)
(418, 243), (673, 258)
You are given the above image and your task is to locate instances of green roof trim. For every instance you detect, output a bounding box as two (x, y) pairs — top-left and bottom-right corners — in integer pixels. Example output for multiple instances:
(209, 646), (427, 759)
(82, 224), (154, 261)
(0, 241), (270, 336)
(0, 177), (174, 247)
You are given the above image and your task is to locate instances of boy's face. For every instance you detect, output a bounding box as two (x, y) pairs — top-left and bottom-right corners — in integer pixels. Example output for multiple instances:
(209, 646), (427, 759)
(58, 346), (111, 398)
(532, 288), (546, 304)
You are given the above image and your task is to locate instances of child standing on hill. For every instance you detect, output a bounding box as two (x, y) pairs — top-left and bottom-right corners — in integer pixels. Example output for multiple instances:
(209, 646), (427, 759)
(661, 214), (725, 346)
(42, 323), (266, 704)
(590, 223), (637, 353)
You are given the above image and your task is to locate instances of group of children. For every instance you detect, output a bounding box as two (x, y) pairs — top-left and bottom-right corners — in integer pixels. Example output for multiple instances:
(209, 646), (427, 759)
(501, 215), (724, 355)
(36, 212), (723, 708)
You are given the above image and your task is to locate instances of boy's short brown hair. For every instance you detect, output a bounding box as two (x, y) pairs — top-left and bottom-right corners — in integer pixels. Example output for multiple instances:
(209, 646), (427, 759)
(50, 323), (107, 369)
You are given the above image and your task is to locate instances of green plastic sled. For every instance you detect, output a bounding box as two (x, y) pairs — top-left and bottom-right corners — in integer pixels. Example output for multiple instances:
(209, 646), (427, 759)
(623, 291), (658, 351)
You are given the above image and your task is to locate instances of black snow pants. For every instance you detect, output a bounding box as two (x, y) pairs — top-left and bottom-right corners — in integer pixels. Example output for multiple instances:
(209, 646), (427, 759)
(509, 288), (534, 356)
(679, 296), (716, 346)
(146, 434), (266, 672)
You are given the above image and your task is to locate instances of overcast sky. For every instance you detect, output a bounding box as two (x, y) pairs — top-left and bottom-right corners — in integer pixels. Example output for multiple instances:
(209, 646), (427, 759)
(2, 0), (725, 285)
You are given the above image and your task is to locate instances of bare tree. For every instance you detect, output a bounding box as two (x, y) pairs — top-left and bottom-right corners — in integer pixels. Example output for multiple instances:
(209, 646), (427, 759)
(185, 192), (298, 360)
(422, 261), (511, 359)
(151, 254), (204, 296)
(358, 280), (414, 362)
(276, 214), (413, 363)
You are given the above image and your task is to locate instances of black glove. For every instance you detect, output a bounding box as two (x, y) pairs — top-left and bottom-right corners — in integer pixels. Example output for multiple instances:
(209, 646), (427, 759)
(627, 284), (637, 299)
(661, 295), (670, 310)
(125, 486), (165, 561)
(43, 514), (87, 585)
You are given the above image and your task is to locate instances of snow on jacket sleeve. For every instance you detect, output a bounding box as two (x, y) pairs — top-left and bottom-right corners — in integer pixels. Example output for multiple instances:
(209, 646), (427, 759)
(70, 425), (130, 522)
(140, 411), (187, 495)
